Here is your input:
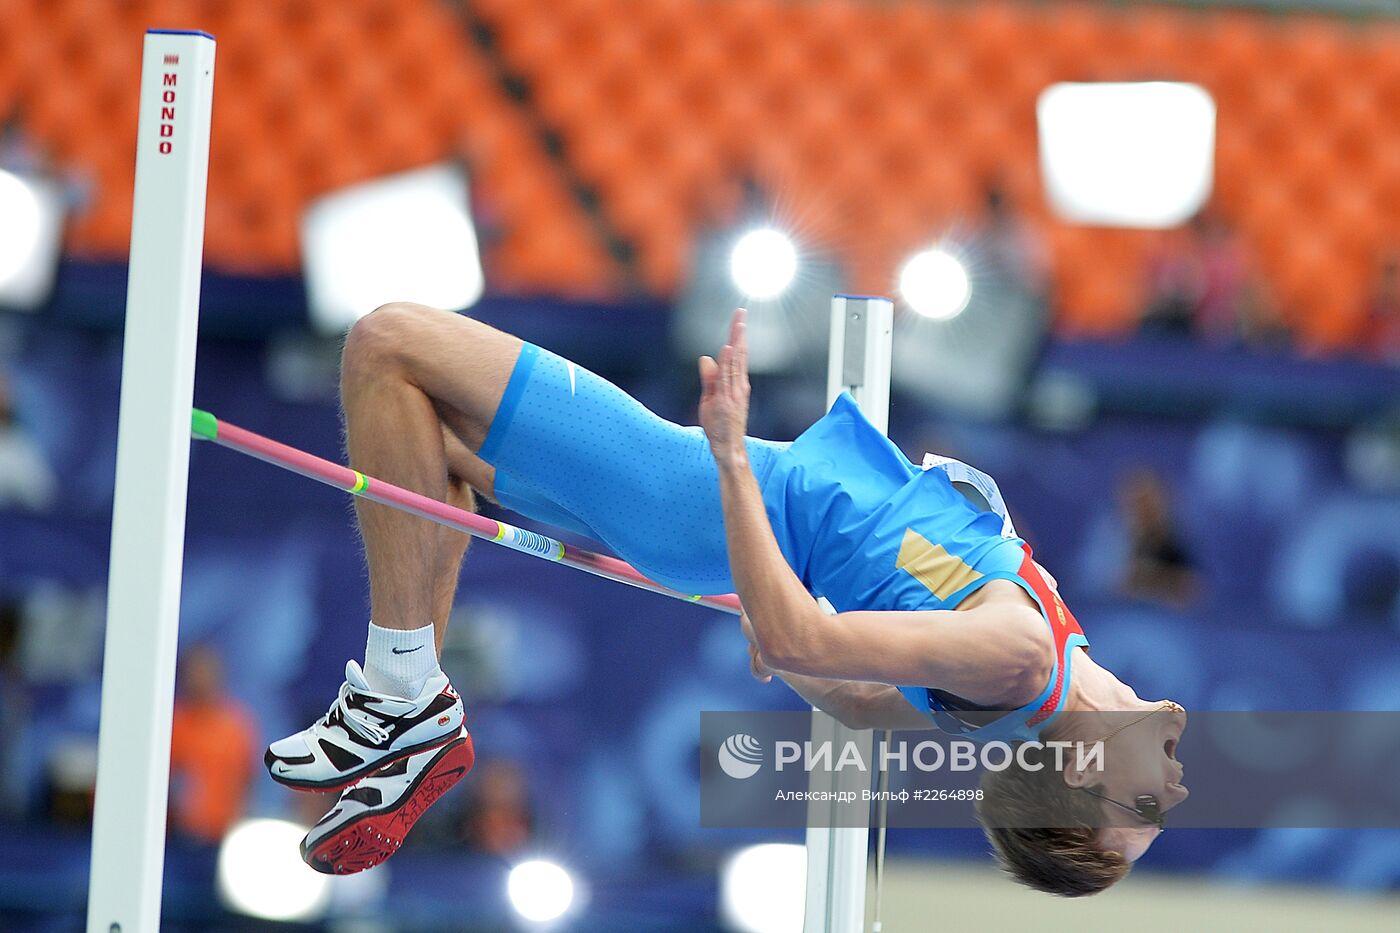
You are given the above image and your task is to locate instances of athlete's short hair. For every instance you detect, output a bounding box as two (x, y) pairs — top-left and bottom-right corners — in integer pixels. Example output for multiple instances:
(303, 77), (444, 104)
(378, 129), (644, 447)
(974, 742), (1130, 897)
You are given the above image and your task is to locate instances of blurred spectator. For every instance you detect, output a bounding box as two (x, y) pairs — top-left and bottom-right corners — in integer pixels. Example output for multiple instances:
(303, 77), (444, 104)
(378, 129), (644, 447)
(0, 598), (30, 817)
(1193, 211), (1252, 345)
(460, 759), (534, 856)
(15, 583), (104, 680)
(169, 646), (257, 844)
(0, 115), (43, 174)
(1139, 224), (1200, 337)
(0, 368), (56, 511)
(44, 737), (98, 826)
(1139, 210), (1274, 350)
(5, 585), (105, 821)
(1237, 279), (1293, 353)
(1362, 253), (1400, 365)
(977, 181), (1051, 299)
(1117, 468), (1199, 608)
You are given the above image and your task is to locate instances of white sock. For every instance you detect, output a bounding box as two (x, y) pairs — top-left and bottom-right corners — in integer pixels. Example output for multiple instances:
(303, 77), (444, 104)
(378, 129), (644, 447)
(363, 621), (441, 698)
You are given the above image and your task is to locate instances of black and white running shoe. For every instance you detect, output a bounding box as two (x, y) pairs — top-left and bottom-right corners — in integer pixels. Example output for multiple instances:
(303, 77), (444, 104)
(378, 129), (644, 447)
(265, 660), (463, 792)
(301, 725), (475, 875)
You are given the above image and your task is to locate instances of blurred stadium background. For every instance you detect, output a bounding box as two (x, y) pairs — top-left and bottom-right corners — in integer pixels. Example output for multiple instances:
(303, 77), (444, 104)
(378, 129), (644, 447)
(3, 0), (1400, 930)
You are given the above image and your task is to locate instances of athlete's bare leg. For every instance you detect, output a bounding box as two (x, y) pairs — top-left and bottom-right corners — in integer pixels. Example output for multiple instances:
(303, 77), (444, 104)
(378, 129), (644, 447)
(427, 428), (507, 652)
(339, 302), (523, 634)
(428, 474), (473, 653)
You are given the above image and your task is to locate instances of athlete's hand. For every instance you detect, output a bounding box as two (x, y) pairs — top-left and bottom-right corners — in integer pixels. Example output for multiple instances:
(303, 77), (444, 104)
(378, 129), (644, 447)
(740, 610), (774, 683)
(699, 309), (751, 466)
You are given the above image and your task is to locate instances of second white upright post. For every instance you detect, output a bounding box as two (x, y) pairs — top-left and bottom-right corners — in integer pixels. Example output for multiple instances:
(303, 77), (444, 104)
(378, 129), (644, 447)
(803, 295), (893, 933)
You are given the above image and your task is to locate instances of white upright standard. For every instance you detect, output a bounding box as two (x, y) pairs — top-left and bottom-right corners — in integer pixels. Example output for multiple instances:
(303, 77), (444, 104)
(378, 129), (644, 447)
(87, 29), (216, 933)
(804, 295), (893, 933)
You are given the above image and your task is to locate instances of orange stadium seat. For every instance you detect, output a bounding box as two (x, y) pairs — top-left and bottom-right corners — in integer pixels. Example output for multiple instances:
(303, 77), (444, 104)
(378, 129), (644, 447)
(1124, 7), (1192, 74)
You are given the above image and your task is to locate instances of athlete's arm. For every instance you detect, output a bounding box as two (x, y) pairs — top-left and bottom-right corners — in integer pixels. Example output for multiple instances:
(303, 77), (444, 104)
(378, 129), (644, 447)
(700, 310), (1049, 710)
(700, 311), (842, 681)
(780, 673), (937, 730)
(742, 612), (933, 730)
(796, 605), (1050, 706)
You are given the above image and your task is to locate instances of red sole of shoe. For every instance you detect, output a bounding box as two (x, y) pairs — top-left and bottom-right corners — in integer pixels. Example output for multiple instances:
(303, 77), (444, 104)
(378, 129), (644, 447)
(302, 734), (476, 875)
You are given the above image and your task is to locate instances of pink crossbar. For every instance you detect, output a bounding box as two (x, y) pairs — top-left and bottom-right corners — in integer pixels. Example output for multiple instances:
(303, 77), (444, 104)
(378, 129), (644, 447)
(191, 409), (742, 615)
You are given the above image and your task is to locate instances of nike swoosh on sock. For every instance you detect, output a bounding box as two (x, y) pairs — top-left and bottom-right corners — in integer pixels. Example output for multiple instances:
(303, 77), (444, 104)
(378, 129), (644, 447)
(391, 645), (425, 655)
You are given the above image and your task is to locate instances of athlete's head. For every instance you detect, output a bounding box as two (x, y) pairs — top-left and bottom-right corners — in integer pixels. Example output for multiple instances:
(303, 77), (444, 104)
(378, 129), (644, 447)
(975, 700), (1188, 896)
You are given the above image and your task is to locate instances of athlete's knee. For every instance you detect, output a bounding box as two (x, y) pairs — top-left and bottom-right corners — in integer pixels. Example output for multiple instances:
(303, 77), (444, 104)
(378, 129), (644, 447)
(342, 302), (434, 379)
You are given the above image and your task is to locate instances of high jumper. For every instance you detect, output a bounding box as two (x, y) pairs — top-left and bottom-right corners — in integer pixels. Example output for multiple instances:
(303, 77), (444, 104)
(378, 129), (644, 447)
(251, 303), (1188, 895)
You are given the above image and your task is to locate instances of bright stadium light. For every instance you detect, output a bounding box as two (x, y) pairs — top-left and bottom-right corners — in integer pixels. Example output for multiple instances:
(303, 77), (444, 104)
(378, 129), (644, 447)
(0, 171), (40, 285)
(898, 247), (971, 320)
(0, 169), (66, 311)
(216, 818), (332, 923)
(729, 228), (798, 299)
(507, 858), (576, 924)
(1038, 81), (1216, 228)
(720, 843), (805, 933)
(301, 162), (484, 334)
(676, 226), (839, 376)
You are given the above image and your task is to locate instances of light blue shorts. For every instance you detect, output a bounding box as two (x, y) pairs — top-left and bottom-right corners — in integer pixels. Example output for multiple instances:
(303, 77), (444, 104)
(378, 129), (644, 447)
(477, 343), (785, 594)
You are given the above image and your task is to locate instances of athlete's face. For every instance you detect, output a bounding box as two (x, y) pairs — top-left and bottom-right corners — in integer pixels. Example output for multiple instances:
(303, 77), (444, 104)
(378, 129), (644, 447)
(1064, 701), (1189, 862)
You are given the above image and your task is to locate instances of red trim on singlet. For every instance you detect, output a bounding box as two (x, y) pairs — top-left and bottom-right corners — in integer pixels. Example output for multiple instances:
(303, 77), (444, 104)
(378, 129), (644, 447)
(1014, 544), (1087, 728)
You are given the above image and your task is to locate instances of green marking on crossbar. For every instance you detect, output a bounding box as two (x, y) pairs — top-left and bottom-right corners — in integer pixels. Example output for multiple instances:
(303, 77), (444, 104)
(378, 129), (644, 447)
(191, 408), (218, 440)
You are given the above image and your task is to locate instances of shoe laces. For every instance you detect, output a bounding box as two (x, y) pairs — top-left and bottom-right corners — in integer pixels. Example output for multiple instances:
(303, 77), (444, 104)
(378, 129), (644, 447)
(325, 681), (392, 745)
